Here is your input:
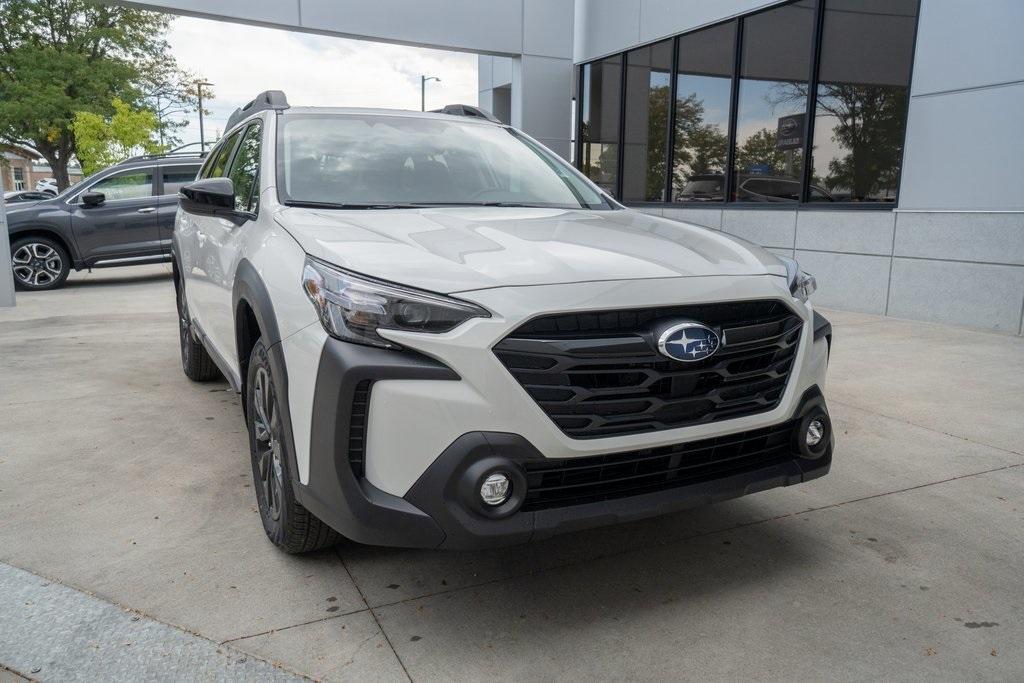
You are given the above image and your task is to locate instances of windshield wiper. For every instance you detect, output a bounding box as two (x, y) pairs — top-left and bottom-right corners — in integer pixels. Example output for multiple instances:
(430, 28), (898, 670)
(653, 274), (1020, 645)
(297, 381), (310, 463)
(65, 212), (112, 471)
(409, 201), (556, 208)
(283, 200), (424, 210)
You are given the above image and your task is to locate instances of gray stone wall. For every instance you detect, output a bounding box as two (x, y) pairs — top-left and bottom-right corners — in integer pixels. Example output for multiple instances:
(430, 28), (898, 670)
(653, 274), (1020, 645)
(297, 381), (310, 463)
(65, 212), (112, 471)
(638, 207), (1024, 336)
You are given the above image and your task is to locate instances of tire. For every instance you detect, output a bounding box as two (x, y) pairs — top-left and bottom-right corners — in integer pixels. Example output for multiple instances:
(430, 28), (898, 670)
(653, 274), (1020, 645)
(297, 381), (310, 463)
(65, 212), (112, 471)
(176, 278), (221, 382)
(246, 339), (340, 553)
(10, 236), (70, 291)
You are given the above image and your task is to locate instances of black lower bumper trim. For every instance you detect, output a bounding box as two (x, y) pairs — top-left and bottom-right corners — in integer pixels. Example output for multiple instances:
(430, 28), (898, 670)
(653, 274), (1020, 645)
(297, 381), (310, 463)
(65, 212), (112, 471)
(404, 386), (831, 549)
(297, 335), (832, 550)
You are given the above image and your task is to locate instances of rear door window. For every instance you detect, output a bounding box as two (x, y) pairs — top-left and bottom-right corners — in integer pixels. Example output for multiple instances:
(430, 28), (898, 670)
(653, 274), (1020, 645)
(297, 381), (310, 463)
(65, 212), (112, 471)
(161, 165), (202, 195)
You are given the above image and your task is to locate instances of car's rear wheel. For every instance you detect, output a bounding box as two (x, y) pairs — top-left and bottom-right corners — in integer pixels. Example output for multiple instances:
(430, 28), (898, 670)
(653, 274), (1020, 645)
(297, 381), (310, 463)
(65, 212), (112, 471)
(175, 277), (221, 382)
(246, 339), (340, 553)
(10, 236), (70, 291)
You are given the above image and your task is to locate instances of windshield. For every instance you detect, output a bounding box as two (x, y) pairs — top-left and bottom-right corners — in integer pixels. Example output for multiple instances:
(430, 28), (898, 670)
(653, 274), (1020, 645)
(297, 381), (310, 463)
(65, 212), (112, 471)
(278, 114), (613, 209)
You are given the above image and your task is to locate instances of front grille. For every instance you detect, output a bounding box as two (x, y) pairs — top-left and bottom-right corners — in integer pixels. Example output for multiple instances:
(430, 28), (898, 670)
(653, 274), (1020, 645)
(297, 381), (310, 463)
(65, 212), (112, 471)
(521, 421), (796, 511)
(348, 380), (373, 478)
(494, 300), (802, 438)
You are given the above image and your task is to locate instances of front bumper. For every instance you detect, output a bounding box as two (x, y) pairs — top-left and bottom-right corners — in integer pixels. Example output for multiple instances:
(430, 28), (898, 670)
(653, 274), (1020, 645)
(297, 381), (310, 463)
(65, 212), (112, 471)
(294, 333), (833, 550)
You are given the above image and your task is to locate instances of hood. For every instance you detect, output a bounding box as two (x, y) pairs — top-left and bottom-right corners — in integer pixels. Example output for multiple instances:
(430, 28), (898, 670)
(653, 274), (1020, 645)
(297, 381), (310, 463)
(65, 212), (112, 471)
(276, 206), (785, 293)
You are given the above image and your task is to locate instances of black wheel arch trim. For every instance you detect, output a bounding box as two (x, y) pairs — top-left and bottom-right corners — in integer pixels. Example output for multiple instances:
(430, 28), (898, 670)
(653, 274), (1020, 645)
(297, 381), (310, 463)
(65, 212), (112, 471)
(230, 259), (304, 495)
(8, 225), (81, 265)
(297, 337), (460, 546)
(813, 310), (832, 347)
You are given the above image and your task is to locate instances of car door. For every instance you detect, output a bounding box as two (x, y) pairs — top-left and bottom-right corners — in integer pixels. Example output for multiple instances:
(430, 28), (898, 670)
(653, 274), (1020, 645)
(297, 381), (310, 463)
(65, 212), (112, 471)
(194, 121), (263, 364)
(182, 128), (244, 361)
(156, 162), (202, 254)
(70, 167), (161, 264)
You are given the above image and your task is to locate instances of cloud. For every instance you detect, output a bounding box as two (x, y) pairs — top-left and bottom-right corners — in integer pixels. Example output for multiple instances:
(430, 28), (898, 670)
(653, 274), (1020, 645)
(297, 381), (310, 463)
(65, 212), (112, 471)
(166, 16), (478, 144)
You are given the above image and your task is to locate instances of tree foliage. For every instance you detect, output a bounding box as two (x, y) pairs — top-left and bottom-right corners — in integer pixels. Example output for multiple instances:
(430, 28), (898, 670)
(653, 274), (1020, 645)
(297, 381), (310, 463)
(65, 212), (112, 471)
(0, 0), (206, 188)
(73, 97), (159, 174)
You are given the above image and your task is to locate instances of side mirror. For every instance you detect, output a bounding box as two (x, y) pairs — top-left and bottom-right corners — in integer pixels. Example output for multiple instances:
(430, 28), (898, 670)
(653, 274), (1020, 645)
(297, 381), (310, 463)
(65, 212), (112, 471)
(179, 178), (248, 226)
(81, 191), (105, 207)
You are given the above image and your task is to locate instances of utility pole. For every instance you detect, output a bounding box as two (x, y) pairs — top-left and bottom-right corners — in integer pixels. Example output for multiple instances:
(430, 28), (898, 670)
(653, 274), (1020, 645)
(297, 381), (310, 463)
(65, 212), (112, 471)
(156, 92), (164, 148)
(421, 75), (440, 111)
(196, 81), (214, 151)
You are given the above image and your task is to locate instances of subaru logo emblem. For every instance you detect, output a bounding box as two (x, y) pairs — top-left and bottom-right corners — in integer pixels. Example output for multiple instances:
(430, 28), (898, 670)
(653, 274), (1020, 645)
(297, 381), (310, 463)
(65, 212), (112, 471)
(657, 322), (721, 362)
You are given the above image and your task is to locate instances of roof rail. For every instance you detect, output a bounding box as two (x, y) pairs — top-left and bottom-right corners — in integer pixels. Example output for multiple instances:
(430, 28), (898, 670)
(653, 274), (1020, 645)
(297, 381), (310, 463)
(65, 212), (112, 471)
(123, 149), (207, 163)
(225, 90), (290, 132)
(431, 104), (501, 124)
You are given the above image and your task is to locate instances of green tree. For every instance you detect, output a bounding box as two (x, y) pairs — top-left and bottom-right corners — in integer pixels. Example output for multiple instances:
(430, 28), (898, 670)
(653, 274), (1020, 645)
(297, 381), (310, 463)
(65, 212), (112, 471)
(73, 97), (159, 174)
(139, 60), (211, 149)
(0, 0), (204, 189)
(734, 128), (791, 176)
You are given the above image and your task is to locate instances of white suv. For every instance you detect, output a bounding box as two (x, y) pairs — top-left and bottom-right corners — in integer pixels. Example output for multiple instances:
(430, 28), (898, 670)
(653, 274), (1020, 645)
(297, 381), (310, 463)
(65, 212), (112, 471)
(174, 91), (833, 553)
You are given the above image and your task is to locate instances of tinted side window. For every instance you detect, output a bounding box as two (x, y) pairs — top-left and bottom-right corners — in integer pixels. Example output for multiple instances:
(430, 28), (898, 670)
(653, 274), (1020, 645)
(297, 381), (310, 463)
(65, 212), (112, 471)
(732, 1), (816, 203)
(579, 55), (622, 194)
(227, 123), (262, 213)
(621, 39), (672, 202)
(89, 169), (154, 201)
(161, 165), (201, 195)
(201, 132), (241, 179)
(810, 0), (916, 202)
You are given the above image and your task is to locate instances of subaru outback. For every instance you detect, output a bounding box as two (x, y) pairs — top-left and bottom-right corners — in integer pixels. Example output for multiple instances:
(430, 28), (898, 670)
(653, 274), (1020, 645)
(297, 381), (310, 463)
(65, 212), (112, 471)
(174, 91), (833, 552)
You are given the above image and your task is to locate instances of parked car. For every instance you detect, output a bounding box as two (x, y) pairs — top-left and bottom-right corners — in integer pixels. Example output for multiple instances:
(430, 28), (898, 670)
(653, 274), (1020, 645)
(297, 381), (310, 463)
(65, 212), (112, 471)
(174, 91), (833, 553)
(4, 190), (52, 204)
(675, 173), (834, 202)
(35, 178), (58, 195)
(5, 152), (203, 290)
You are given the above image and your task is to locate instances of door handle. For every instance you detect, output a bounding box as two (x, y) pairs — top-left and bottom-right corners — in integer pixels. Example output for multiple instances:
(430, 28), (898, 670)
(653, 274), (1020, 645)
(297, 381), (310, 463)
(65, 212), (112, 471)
(137, 207), (156, 214)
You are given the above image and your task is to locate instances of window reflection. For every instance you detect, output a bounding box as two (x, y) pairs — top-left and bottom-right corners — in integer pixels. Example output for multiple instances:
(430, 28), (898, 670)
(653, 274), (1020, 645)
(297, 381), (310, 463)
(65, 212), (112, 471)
(579, 56), (622, 194)
(622, 40), (672, 202)
(809, 0), (916, 202)
(673, 22), (734, 202)
(732, 1), (816, 202)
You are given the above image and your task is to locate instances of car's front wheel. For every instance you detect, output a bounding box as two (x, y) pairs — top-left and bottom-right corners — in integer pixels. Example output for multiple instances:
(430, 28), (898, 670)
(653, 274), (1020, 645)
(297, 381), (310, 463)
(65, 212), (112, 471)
(246, 339), (340, 553)
(10, 236), (70, 291)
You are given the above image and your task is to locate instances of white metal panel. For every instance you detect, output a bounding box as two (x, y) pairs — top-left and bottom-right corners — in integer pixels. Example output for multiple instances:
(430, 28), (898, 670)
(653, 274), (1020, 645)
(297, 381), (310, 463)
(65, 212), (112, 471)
(911, 0), (1024, 95)
(899, 82), (1024, 211)
(300, 0), (523, 55)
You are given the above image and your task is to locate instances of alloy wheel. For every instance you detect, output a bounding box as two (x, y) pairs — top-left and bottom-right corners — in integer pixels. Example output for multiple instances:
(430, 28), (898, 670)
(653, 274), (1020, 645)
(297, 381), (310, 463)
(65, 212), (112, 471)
(12, 243), (63, 287)
(252, 365), (285, 522)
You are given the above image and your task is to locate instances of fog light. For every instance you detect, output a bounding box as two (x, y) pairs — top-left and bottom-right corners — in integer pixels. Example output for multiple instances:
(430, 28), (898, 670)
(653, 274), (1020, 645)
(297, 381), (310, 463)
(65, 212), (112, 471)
(480, 472), (511, 506)
(806, 418), (825, 447)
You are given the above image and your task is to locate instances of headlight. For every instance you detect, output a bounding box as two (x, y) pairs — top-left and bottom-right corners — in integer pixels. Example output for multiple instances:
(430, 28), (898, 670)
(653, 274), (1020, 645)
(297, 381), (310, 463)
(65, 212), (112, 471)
(301, 257), (489, 349)
(780, 257), (817, 302)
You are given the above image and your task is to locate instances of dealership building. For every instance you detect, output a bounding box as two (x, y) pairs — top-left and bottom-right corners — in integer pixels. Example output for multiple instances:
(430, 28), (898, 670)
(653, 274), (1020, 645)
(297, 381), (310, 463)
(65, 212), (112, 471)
(4, 0), (1022, 335)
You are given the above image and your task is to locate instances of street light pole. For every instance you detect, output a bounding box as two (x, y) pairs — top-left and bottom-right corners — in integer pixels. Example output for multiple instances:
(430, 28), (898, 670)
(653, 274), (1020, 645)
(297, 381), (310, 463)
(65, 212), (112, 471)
(196, 81), (214, 151)
(421, 75), (440, 111)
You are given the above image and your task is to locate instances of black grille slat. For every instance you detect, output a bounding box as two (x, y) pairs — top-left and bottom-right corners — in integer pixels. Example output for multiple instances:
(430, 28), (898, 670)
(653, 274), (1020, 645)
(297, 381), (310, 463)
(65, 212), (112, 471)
(494, 300), (803, 439)
(348, 380), (373, 478)
(520, 422), (795, 510)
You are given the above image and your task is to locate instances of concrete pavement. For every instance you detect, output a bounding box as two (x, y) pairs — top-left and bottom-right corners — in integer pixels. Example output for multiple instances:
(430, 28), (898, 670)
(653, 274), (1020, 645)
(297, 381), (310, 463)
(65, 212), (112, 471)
(0, 265), (1021, 681)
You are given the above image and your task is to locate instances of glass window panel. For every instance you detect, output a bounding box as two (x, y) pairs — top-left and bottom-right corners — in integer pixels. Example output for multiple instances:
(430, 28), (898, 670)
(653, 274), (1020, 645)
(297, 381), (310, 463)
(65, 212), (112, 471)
(732, 1), (816, 202)
(579, 55), (622, 194)
(89, 169), (154, 201)
(672, 21), (736, 202)
(227, 123), (262, 213)
(621, 40), (673, 202)
(161, 165), (201, 195)
(810, 0), (917, 202)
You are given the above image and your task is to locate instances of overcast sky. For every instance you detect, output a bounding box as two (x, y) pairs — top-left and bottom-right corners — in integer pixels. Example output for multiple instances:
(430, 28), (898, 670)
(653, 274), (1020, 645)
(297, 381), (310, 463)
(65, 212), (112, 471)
(166, 16), (478, 148)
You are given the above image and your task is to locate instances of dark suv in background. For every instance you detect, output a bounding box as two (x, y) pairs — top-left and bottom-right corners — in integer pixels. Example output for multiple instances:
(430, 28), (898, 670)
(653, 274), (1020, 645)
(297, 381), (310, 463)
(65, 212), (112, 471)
(5, 151), (203, 290)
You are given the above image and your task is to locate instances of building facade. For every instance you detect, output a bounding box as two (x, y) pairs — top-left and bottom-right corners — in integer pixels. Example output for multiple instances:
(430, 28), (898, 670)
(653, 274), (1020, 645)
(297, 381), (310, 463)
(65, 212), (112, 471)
(2, 150), (83, 192)
(481, 0), (1024, 335)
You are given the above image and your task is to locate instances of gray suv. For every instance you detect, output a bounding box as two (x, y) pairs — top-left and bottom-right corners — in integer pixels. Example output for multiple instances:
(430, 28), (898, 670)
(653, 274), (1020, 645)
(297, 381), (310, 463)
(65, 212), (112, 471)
(5, 152), (203, 290)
